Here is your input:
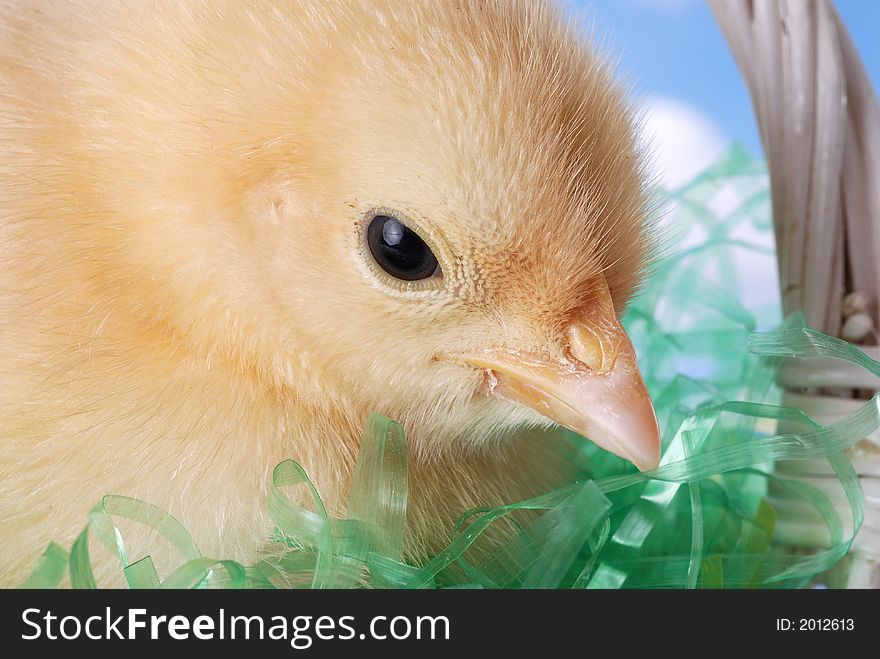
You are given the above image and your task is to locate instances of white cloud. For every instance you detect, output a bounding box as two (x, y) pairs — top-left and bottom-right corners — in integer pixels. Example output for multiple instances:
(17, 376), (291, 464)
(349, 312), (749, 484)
(635, 96), (779, 321)
(639, 96), (729, 189)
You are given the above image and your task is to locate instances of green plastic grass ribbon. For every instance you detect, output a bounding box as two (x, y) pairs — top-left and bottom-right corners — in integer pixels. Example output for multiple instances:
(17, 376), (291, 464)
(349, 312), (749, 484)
(19, 145), (870, 588)
(19, 543), (68, 589)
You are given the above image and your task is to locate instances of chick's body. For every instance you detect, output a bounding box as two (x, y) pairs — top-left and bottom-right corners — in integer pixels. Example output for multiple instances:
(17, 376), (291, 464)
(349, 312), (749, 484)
(0, 0), (653, 584)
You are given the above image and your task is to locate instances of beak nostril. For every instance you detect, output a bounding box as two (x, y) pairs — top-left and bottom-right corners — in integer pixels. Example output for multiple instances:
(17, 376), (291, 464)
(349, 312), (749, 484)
(566, 323), (621, 375)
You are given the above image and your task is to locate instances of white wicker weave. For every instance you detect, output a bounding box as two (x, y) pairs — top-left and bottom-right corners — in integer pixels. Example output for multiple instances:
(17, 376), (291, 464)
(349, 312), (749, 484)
(710, 0), (880, 587)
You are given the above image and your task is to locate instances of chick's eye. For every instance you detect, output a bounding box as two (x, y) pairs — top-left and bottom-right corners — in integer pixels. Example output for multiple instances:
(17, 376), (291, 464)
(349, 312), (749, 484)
(366, 215), (439, 281)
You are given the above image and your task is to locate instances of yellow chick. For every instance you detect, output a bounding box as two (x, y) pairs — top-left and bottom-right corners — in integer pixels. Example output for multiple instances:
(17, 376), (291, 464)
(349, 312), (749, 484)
(0, 0), (660, 584)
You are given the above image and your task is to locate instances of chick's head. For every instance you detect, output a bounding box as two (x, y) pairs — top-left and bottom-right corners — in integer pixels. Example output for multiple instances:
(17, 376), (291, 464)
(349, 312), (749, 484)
(96, 2), (659, 469)
(215, 2), (662, 469)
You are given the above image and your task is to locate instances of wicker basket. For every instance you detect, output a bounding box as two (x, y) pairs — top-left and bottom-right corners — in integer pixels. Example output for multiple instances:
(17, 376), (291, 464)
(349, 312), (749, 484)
(711, 0), (880, 587)
(775, 355), (880, 587)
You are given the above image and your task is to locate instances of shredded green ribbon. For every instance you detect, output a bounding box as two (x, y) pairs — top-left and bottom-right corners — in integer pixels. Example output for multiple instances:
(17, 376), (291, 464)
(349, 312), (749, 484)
(19, 146), (869, 588)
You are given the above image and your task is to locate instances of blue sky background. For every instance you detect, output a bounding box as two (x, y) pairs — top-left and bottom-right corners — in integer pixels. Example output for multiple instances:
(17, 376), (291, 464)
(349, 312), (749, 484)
(575, 0), (879, 166)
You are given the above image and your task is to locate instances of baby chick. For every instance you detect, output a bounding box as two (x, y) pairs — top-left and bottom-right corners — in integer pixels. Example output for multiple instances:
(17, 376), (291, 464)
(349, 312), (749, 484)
(0, 0), (659, 584)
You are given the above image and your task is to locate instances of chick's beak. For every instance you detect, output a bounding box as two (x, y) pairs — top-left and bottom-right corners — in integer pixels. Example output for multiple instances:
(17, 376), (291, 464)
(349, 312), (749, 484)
(446, 279), (661, 471)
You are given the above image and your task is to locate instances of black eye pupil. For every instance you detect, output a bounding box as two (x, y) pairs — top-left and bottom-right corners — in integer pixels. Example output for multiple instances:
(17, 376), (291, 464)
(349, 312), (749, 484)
(367, 215), (439, 281)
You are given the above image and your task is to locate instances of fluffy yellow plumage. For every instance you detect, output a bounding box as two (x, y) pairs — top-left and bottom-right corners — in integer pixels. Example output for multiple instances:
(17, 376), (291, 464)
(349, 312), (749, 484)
(0, 0), (658, 584)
